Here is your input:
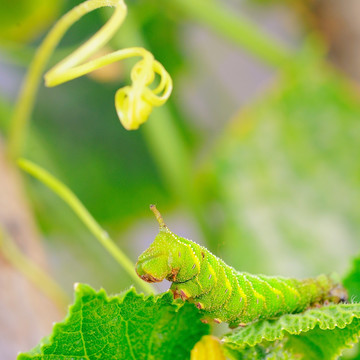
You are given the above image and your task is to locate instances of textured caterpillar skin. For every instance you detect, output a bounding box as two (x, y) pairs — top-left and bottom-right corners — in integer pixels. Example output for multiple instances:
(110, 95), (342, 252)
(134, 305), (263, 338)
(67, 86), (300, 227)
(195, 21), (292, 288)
(136, 206), (347, 327)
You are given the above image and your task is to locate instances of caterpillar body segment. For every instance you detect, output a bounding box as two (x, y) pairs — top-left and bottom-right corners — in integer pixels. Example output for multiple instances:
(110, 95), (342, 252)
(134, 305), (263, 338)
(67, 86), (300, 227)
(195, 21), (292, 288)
(135, 206), (348, 327)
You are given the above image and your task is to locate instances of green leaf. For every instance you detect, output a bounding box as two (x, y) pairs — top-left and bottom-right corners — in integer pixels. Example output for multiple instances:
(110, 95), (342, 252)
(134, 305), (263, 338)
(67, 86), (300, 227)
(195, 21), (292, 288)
(224, 341), (293, 360)
(284, 320), (360, 359)
(203, 52), (360, 274)
(18, 284), (210, 360)
(223, 304), (360, 360)
(0, 0), (62, 43)
(344, 256), (360, 301)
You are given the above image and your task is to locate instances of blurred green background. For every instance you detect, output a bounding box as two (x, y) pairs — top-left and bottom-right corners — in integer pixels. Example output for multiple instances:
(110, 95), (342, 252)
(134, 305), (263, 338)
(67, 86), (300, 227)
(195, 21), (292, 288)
(1, 0), (360, 357)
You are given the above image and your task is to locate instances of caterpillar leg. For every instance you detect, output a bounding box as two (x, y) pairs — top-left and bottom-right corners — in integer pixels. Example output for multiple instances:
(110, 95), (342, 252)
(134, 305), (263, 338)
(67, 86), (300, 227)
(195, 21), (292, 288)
(328, 284), (348, 303)
(199, 315), (222, 325)
(170, 254), (218, 304)
(170, 279), (203, 301)
(228, 321), (247, 329)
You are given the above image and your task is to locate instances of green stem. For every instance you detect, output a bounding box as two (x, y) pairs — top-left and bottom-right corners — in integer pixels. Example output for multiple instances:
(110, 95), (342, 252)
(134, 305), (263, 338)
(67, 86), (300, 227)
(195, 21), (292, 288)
(18, 158), (154, 295)
(172, 0), (294, 68)
(0, 226), (70, 311)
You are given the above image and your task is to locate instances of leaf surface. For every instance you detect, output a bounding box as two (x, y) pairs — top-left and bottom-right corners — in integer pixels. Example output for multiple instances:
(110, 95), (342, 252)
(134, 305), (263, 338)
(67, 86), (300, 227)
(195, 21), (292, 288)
(344, 256), (360, 301)
(203, 52), (360, 274)
(18, 284), (209, 360)
(223, 304), (360, 359)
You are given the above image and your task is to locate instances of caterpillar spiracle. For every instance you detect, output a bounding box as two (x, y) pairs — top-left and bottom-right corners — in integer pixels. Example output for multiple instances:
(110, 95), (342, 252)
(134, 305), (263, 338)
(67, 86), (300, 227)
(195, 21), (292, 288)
(136, 206), (348, 328)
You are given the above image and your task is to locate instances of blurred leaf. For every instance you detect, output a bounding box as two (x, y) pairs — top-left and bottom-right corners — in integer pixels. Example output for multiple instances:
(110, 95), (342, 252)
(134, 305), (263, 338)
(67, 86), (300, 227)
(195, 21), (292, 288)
(223, 304), (360, 360)
(225, 341), (293, 360)
(18, 284), (210, 360)
(191, 335), (226, 360)
(344, 256), (360, 301)
(203, 53), (360, 275)
(0, 0), (62, 43)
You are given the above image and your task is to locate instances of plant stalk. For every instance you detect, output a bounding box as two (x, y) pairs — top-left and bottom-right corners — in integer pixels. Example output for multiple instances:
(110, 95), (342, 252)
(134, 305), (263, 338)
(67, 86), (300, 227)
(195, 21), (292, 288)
(18, 158), (154, 295)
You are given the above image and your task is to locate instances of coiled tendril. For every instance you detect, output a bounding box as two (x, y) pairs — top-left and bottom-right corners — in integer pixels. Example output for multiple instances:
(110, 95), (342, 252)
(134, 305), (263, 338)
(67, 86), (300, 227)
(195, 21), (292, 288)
(30, 0), (173, 131)
(43, 0), (172, 130)
(8, 0), (172, 159)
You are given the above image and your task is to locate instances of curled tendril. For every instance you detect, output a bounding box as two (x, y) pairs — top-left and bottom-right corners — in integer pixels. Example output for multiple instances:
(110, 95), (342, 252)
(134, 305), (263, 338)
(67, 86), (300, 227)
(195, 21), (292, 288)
(114, 52), (172, 130)
(43, 0), (172, 130)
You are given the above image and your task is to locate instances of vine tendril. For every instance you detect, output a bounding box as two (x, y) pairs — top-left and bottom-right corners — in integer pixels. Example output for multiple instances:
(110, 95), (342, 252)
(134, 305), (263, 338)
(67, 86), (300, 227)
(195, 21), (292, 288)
(43, 0), (173, 131)
(8, 0), (172, 159)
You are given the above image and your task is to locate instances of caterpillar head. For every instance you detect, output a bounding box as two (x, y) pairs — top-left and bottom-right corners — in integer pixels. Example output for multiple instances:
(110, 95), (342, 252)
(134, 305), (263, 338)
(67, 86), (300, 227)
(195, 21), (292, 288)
(135, 205), (178, 283)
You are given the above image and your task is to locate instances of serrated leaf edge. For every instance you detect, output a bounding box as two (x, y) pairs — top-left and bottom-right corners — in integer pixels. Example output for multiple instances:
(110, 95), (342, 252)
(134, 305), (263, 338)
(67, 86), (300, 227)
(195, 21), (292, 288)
(223, 303), (360, 348)
(18, 284), (185, 359)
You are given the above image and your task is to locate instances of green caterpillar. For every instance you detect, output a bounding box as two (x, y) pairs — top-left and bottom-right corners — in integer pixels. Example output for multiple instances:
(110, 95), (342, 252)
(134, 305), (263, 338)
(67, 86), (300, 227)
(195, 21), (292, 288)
(136, 206), (347, 327)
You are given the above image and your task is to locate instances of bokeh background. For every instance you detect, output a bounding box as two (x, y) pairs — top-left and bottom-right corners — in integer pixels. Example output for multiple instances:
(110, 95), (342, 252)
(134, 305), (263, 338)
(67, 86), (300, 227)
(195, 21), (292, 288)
(1, 0), (360, 358)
